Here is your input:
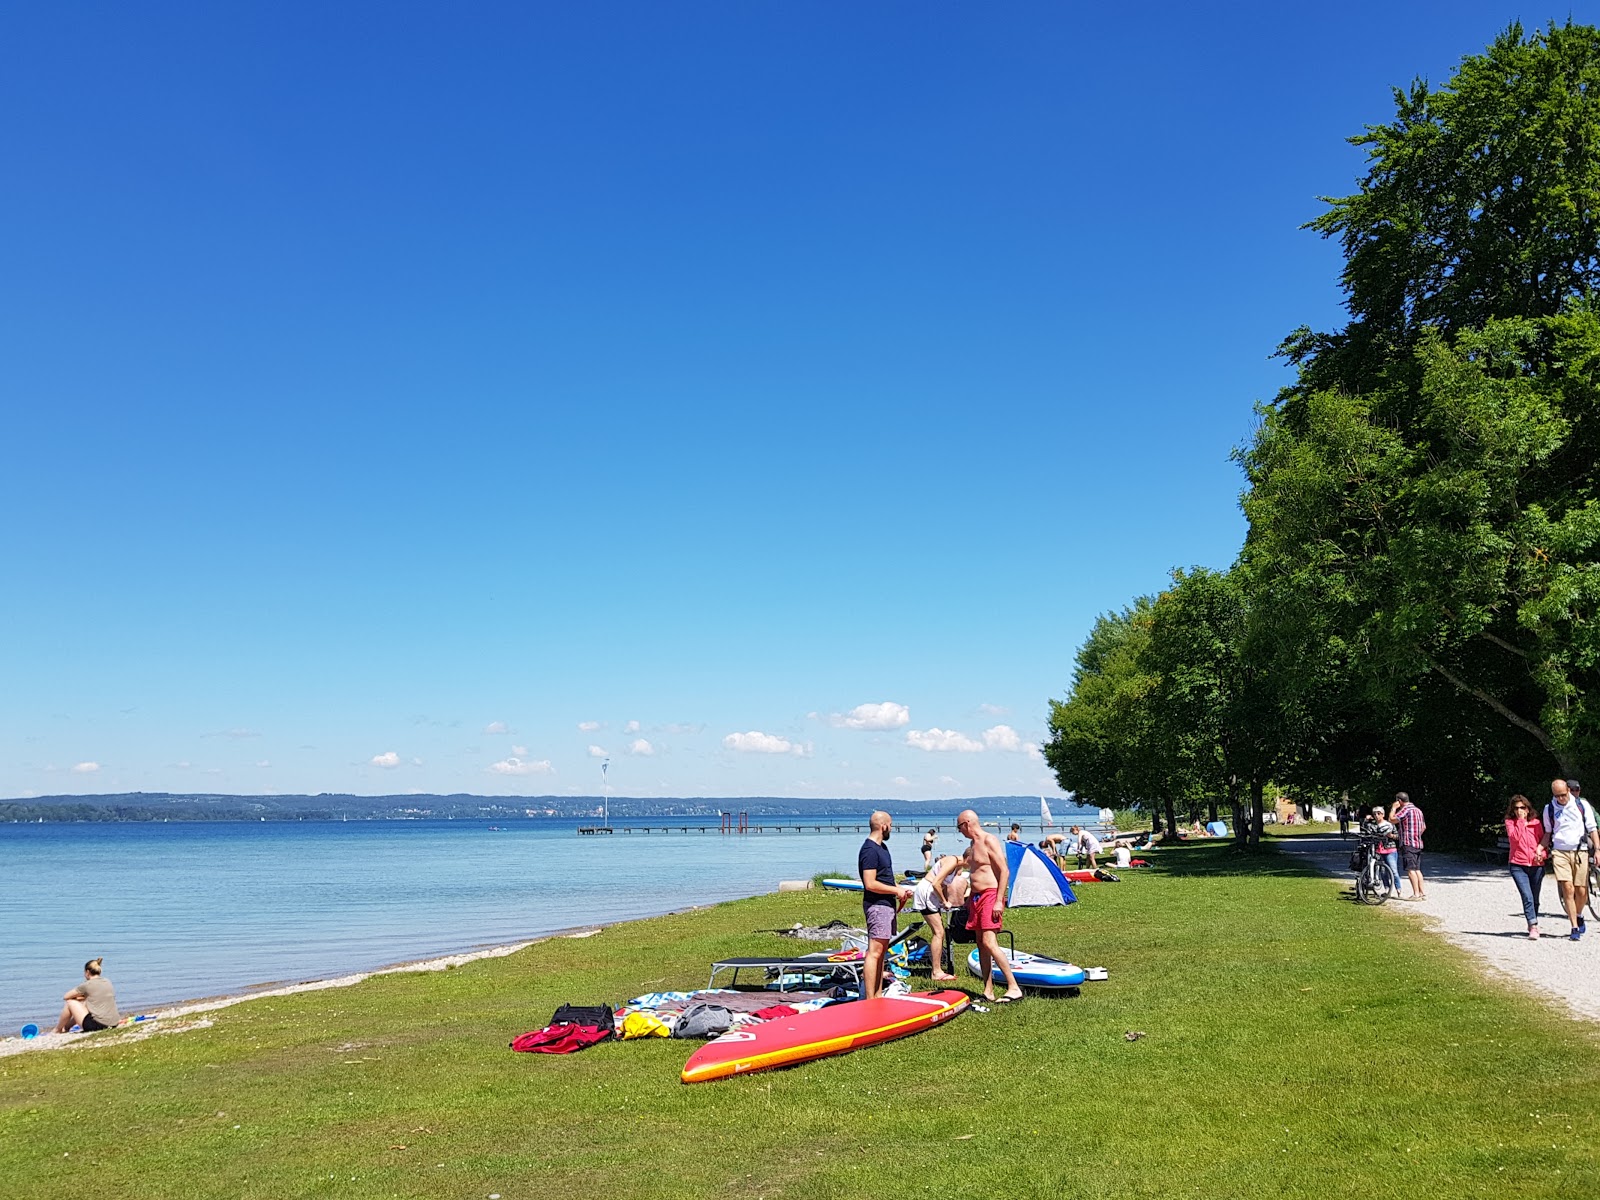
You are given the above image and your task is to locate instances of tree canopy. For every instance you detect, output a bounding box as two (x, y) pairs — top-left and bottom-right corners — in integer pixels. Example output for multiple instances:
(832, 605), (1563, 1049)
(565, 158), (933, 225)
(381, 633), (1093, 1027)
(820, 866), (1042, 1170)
(1048, 22), (1600, 841)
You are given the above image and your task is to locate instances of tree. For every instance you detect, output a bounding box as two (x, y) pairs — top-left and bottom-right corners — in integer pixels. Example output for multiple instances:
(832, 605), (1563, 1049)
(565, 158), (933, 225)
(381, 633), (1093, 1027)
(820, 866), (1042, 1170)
(1045, 600), (1173, 826)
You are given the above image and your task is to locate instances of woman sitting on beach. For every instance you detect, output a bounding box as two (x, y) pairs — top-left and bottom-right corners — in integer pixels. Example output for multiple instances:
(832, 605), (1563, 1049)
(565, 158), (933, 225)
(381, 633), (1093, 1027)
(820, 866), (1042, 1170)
(54, 957), (120, 1033)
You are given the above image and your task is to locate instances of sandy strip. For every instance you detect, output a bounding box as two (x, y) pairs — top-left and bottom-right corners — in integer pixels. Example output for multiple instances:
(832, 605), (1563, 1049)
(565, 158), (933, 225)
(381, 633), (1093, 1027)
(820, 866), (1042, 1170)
(0, 925), (608, 1059)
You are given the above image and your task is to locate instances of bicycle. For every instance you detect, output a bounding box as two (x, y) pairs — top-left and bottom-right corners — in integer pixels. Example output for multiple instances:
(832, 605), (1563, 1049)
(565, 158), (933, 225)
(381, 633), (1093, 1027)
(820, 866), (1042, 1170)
(1351, 834), (1398, 905)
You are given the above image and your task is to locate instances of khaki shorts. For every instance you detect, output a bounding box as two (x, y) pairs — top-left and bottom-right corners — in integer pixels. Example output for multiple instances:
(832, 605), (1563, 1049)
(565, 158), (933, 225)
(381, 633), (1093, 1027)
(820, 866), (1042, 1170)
(1550, 848), (1590, 884)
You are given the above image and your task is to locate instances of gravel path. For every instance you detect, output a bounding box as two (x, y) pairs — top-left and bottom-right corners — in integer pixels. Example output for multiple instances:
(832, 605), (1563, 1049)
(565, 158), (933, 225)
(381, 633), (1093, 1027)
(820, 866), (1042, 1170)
(1271, 833), (1600, 1024)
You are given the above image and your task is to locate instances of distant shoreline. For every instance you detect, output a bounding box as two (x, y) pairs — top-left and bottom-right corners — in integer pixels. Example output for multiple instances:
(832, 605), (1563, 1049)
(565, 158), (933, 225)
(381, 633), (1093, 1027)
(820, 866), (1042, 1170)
(1, 794), (1095, 824)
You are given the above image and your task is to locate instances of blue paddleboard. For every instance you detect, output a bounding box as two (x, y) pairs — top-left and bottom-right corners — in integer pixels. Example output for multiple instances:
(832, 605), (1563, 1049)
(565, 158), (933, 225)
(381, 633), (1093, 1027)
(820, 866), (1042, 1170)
(967, 948), (1087, 988)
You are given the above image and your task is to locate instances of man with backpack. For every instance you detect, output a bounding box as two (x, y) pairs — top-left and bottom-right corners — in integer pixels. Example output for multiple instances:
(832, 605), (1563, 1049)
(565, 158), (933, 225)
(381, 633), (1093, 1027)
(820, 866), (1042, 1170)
(1542, 778), (1599, 941)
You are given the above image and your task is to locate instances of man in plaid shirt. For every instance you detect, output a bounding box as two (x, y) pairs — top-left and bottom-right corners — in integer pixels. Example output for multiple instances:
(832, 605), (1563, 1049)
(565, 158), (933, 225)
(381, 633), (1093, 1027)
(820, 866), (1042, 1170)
(1392, 791), (1426, 900)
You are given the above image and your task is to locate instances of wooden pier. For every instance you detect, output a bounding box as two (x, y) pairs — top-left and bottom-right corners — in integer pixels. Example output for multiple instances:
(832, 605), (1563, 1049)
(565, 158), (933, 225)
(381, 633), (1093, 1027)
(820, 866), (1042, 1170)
(578, 822), (872, 835)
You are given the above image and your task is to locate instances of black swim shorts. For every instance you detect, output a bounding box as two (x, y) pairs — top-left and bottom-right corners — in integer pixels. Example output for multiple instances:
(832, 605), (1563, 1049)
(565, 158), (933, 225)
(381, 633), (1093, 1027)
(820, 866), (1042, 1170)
(1400, 846), (1423, 872)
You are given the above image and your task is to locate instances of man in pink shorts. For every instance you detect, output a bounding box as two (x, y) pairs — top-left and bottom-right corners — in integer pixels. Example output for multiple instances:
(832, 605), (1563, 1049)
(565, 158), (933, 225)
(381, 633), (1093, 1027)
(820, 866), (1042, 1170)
(957, 809), (1022, 1002)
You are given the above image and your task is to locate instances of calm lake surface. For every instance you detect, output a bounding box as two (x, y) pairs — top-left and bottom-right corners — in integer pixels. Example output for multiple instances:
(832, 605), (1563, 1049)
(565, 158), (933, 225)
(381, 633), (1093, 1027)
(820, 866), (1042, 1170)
(0, 811), (1090, 1032)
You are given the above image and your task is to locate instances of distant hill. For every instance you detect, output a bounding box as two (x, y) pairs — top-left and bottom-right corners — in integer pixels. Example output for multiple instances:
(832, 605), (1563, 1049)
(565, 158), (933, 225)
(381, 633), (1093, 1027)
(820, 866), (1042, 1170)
(0, 792), (1088, 823)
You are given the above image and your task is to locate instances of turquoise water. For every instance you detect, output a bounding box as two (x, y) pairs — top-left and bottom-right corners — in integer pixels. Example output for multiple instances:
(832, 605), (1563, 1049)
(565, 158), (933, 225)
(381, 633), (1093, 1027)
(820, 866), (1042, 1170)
(0, 812), (1090, 1032)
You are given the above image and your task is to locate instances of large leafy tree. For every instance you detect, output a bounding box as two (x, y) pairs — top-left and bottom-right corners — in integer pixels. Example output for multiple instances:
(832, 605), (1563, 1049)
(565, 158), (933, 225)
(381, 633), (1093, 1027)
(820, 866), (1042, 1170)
(1243, 22), (1600, 830)
(1045, 600), (1172, 824)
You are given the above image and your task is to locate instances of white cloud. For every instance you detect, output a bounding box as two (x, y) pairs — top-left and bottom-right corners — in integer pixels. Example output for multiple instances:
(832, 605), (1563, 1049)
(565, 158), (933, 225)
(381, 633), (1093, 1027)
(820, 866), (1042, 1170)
(982, 724), (1022, 752)
(939, 775), (960, 785)
(624, 720), (641, 734)
(70, 761), (99, 774)
(484, 721), (510, 735)
(511, 745), (529, 757)
(905, 727), (984, 753)
(723, 731), (811, 756)
(1025, 742), (1044, 761)
(371, 751), (401, 768)
(412, 756), (424, 767)
(256, 760), (271, 768)
(577, 721), (602, 732)
(829, 701), (910, 731)
(978, 702), (1011, 716)
(587, 745), (609, 758)
(627, 738), (655, 756)
(489, 756), (554, 776)
(892, 775), (912, 787)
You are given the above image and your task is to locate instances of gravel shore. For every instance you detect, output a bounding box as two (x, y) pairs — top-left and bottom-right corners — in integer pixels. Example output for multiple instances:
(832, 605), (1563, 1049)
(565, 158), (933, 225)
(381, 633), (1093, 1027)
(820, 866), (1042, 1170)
(1272, 833), (1600, 1023)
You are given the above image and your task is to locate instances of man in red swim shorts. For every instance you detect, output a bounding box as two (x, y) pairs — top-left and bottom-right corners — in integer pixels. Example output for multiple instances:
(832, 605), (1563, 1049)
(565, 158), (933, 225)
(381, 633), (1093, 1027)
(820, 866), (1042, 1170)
(957, 809), (1022, 1002)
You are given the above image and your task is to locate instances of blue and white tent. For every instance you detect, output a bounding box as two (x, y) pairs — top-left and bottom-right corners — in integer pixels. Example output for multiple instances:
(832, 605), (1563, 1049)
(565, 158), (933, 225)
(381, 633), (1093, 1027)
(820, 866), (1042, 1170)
(1005, 841), (1077, 907)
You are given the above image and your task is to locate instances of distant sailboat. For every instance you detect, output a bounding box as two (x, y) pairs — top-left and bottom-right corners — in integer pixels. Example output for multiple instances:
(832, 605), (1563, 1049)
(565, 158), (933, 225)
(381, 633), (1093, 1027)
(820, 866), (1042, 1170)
(1040, 795), (1054, 827)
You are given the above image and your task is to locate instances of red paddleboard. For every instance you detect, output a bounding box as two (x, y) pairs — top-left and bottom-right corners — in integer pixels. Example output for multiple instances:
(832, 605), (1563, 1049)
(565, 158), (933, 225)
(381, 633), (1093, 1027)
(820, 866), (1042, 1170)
(680, 990), (969, 1084)
(1063, 869), (1100, 883)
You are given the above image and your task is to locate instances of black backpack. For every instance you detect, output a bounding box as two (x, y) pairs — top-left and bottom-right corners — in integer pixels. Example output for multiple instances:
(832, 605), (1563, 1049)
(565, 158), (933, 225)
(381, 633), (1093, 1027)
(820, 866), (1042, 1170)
(550, 1003), (615, 1035)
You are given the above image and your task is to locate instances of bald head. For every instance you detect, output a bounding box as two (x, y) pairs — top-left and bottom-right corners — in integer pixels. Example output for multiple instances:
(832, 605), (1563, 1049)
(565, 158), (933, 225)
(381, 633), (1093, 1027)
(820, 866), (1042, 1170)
(956, 809), (979, 838)
(869, 810), (892, 833)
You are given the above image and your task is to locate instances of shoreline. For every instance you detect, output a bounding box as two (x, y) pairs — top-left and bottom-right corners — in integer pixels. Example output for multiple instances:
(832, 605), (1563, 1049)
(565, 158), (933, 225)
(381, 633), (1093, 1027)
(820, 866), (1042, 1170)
(0, 909), (703, 1059)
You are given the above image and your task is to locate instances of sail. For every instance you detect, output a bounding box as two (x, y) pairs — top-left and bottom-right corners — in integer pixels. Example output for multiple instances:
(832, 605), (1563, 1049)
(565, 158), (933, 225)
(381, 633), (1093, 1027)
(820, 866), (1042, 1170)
(1040, 795), (1054, 827)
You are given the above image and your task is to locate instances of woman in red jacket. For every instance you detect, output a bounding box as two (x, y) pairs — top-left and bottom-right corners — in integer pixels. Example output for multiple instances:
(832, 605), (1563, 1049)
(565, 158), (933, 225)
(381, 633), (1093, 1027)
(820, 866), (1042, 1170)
(1505, 794), (1548, 939)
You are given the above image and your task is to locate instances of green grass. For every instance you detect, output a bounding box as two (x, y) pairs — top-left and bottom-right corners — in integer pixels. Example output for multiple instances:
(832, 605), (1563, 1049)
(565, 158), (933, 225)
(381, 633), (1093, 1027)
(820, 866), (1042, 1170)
(3, 841), (1598, 1199)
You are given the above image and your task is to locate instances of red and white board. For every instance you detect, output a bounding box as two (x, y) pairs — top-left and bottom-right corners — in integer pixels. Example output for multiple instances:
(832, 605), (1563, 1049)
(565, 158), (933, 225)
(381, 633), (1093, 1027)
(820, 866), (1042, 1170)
(680, 990), (969, 1084)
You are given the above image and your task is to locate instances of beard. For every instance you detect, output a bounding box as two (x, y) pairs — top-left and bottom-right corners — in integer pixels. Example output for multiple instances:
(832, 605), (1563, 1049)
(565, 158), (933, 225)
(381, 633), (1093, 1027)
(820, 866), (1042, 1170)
(881, 829), (891, 841)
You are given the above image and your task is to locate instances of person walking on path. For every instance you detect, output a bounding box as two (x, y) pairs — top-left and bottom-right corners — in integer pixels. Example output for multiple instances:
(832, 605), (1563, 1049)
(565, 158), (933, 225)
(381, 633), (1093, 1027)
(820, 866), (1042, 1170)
(1338, 802), (1352, 840)
(1392, 792), (1427, 900)
(1542, 779), (1599, 941)
(53, 957), (119, 1033)
(858, 811), (913, 999)
(1504, 795), (1548, 939)
(957, 809), (1023, 1003)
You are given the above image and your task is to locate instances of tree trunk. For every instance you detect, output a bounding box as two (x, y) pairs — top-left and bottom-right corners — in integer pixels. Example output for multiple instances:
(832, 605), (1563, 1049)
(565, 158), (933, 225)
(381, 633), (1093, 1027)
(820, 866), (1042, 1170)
(1249, 778), (1265, 846)
(1163, 795), (1179, 843)
(1207, 796), (1218, 823)
(1229, 775), (1245, 845)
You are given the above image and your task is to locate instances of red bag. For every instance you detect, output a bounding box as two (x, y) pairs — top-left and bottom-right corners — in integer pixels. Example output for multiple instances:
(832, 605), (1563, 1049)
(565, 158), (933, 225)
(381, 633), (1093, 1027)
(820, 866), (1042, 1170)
(510, 1024), (612, 1054)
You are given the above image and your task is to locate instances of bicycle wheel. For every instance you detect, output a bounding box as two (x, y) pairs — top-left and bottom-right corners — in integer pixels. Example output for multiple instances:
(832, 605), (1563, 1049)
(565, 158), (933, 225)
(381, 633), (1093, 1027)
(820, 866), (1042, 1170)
(1587, 856), (1599, 921)
(1371, 863), (1394, 905)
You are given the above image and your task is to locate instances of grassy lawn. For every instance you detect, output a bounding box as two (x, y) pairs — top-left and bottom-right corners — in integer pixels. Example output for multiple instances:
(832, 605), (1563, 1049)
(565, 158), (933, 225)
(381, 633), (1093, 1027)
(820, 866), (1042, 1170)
(3, 841), (1598, 1199)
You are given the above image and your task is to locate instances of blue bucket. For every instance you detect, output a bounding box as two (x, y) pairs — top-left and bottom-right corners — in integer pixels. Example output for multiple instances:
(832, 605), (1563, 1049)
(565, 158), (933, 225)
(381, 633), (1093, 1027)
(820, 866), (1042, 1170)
(20, 1023), (39, 1039)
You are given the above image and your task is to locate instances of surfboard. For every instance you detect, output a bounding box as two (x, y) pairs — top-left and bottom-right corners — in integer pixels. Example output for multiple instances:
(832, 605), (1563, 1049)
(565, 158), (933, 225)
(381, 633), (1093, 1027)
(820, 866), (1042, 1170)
(819, 877), (864, 891)
(966, 947), (1087, 988)
(680, 990), (968, 1083)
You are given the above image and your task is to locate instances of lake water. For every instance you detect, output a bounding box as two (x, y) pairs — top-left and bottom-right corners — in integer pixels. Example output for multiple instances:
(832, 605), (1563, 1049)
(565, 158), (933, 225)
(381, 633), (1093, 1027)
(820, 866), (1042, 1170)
(0, 811), (1091, 1032)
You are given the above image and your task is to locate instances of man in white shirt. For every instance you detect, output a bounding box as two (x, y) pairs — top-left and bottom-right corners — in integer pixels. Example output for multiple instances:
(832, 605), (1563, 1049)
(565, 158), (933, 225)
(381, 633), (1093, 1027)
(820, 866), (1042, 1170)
(1071, 825), (1102, 869)
(1542, 778), (1599, 941)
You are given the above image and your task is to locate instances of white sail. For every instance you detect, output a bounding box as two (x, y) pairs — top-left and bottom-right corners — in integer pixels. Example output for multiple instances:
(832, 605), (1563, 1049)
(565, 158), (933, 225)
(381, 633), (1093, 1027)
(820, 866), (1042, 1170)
(1040, 795), (1054, 827)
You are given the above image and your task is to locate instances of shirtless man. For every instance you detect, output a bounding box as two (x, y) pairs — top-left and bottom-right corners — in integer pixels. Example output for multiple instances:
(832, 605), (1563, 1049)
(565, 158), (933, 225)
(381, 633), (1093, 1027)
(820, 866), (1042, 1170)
(956, 809), (1023, 1002)
(912, 854), (964, 982)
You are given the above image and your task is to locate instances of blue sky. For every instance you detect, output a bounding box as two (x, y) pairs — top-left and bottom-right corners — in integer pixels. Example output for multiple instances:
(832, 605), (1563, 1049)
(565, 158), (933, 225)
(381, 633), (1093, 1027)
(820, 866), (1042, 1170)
(2, 2), (1584, 800)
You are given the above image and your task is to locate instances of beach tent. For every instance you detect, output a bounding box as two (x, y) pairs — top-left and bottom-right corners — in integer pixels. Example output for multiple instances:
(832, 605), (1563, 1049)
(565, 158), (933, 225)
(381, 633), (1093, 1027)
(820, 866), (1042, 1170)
(1005, 841), (1077, 907)
(1206, 820), (1228, 837)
